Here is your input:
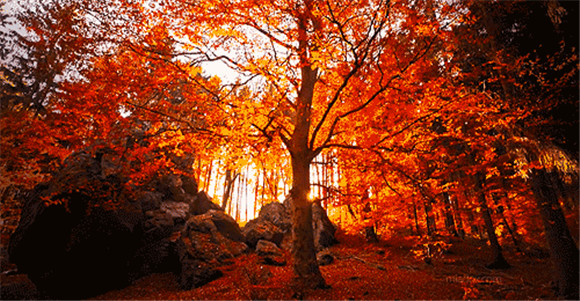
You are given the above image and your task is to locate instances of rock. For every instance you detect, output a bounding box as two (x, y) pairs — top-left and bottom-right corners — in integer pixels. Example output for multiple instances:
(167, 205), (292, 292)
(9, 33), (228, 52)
(159, 174), (189, 203)
(139, 191), (163, 212)
(282, 194), (293, 209)
(177, 259), (223, 290)
(245, 199), (337, 251)
(130, 237), (179, 277)
(242, 219), (284, 248)
(190, 191), (223, 216)
(7, 149), (242, 299)
(256, 240), (286, 266)
(207, 210), (245, 242)
(175, 212), (248, 289)
(312, 202), (337, 251)
(258, 202), (291, 231)
(161, 202), (190, 221)
(317, 252), (334, 266)
(9, 195), (143, 299)
(178, 214), (248, 263)
(1, 242), (12, 272)
(263, 256), (287, 266)
(180, 175), (198, 195)
(256, 239), (283, 257)
(0, 274), (41, 300)
(185, 214), (218, 235)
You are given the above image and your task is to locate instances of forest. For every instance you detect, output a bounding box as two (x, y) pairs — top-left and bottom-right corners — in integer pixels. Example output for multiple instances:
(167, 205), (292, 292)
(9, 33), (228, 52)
(0, 0), (578, 300)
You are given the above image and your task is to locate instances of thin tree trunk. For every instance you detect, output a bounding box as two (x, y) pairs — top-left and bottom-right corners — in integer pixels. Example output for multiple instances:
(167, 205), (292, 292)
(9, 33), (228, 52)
(500, 208), (520, 251)
(361, 190), (378, 242)
(493, 193), (521, 251)
(346, 204), (357, 220)
(244, 165), (249, 220)
(196, 157), (202, 186)
(322, 154), (328, 208)
(451, 195), (465, 239)
(204, 160), (213, 192)
(222, 169), (238, 210)
(424, 201), (435, 236)
(413, 200), (421, 236)
(442, 192), (458, 237)
(261, 168), (266, 205)
(253, 169), (259, 220)
(475, 172), (510, 269)
(466, 209), (480, 237)
(235, 173), (243, 222)
(228, 174), (237, 215)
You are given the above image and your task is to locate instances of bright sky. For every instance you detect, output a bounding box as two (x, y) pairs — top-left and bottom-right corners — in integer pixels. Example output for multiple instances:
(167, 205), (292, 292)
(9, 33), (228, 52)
(200, 60), (241, 84)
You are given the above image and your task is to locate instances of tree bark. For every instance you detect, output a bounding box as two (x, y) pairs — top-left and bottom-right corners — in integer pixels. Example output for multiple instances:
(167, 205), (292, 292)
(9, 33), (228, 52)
(451, 195), (465, 239)
(221, 169), (238, 210)
(493, 193), (521, 251)
(442, 192), (458, 237)
(289, 154), (326, 288)
(204, 160), (213, 192)
(475, 172), (510, 269)
(362, 191), (378, 243)
(412, 200), (421, 236)
(531, 168), (579, 299)
(424, 200), (436, 236)
(286, 13), (326, 287)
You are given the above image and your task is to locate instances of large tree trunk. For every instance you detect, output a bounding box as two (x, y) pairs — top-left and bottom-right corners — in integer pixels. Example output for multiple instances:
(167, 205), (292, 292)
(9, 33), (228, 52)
(287, 20), (326, 288)
(531, 168), (579, 299)
(289, 155), (325, 288)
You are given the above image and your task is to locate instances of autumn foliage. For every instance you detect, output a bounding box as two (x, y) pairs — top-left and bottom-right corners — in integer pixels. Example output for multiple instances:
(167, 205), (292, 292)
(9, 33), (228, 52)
(1, 0), (578, 299)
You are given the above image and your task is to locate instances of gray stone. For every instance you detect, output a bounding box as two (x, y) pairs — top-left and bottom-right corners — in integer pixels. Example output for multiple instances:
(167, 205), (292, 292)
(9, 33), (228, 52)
(242, 219), (284, 248)
(245, 199), (337, 251)
(208, 210), (245, 242)
(258, 202), (291, 231)
(256, 240), (286, 266)
(312, 202), (337, 251)
(7, 148), (244, 299)
(190, 191), (222, 216)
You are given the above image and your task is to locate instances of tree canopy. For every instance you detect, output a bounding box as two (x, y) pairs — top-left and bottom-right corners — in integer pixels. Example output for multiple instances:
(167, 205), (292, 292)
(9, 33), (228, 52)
(1, 0), (578, 297)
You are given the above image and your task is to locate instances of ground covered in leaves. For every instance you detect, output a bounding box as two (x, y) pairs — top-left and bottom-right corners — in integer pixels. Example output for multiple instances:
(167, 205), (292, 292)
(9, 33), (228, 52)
(87, 233), (557, 300)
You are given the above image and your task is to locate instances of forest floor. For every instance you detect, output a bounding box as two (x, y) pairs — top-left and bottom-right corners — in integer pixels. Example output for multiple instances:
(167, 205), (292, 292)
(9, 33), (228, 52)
(87, 232), (558, 300)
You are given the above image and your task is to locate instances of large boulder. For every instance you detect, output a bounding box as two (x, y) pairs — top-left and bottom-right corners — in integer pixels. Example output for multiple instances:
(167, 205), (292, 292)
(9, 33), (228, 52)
(8, 189), (143, 299)
(176, 259), (223, 291)
(8, 151), (146, 299)
(242, 219), (284, 248)
(0, 274), (40, 300)
(190, 191), (223, 216)
(258, 202), (291, 231)
(256, 239), (286, 266)
(244, 198), (337, 251)
(7, 150), (241, 299)
(176, 210), (248, 289)
(312, 202), (338, 251)
(207, 210), (245, 242)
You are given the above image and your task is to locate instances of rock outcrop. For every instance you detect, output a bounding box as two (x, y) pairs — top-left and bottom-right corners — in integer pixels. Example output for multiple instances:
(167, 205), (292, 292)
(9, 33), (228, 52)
(255, 239), (286, 266)
(242, 197), (337, 252)
(8, 150), (244, 299)
(176, 210), (248, 289)
(242, 219), (284, 248)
